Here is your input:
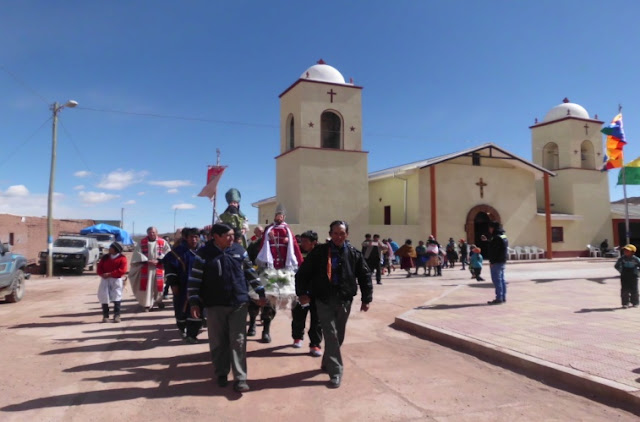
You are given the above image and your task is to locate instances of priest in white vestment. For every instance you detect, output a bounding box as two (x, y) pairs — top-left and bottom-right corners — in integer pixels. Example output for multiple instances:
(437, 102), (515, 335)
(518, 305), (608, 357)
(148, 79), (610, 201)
(130, 227), (171, 311)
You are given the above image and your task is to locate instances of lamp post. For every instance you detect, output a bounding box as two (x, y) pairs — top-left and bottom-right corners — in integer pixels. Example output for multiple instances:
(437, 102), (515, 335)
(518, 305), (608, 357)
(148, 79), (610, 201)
(173, 208), (178, 233)
(46, 100), (78, 278)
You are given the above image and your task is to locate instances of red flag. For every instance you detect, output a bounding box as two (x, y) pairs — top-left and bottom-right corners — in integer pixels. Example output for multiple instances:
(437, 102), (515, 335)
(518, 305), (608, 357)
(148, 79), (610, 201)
(197, 166), (226, 199)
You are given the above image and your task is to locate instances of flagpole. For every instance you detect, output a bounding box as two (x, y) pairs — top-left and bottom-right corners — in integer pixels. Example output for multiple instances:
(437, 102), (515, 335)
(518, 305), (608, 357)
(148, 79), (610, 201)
(212, 148), (221, 226)
(619, 104), (631, 245)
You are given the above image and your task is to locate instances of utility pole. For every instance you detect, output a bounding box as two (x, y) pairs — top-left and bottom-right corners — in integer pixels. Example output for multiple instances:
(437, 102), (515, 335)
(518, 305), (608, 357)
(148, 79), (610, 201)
(121, 207), (124, 229)
(46, 100), (77, 277)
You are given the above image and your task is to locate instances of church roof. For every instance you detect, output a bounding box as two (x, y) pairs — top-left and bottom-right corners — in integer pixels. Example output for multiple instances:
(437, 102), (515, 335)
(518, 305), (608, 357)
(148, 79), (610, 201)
(368, 143), (555, 181)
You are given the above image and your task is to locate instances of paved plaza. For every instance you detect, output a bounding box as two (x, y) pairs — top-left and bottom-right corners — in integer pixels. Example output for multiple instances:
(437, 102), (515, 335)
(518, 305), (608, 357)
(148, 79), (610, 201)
(0, 259), (638, 421)
(396, 258), (640, 413)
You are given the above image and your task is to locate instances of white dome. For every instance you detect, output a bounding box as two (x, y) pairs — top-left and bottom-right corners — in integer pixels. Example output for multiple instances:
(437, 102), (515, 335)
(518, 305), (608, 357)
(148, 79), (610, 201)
(301, 61), (346, 84)
(543, 98), (589, 122)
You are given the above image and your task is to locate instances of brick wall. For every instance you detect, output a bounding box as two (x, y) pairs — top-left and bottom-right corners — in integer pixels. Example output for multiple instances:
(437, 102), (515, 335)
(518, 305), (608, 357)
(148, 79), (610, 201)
(0, 214), (95, 264)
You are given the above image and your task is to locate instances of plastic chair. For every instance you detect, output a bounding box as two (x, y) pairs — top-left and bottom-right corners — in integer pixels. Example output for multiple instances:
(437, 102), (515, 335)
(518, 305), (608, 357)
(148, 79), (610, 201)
(514, 246), (526, 260)
(587, 244), (601, 257)
(507, 247), (518, 260)
(522, 246), (535, 260)
(532, 246), (545, 259)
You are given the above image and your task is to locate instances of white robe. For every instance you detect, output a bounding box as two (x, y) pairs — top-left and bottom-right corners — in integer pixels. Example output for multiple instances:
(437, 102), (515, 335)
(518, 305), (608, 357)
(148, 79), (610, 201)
(129, 239), (171, 308)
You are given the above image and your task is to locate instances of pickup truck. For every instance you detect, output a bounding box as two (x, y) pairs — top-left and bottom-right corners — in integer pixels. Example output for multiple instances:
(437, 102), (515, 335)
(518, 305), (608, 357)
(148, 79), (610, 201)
(38, 235), (100, 275)
(0, 242), (30, 303)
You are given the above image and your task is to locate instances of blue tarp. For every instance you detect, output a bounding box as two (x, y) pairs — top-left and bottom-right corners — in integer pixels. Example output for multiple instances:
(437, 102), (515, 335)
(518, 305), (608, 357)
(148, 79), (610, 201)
(80, 224), (134, 245)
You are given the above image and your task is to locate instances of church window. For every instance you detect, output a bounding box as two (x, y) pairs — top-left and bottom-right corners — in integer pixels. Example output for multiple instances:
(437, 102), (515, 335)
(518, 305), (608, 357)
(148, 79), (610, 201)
(287, 114), (295, 150)
(551, 227), (564, 243)
(542, 142), (559, 170)
(580, 140), (595, 169)
(472, 153), (481, 166)
(321, 111), (342, 149)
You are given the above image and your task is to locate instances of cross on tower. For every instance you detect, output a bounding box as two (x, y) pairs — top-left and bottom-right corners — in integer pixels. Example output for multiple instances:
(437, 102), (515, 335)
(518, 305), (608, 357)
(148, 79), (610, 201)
(327, 89), (337, 103)
(584, 123), (590, 135)
(476, 178), (488, 198)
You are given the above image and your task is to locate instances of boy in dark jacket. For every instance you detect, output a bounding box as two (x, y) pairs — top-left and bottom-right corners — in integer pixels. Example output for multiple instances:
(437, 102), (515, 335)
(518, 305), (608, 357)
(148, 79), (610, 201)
(485, 222), (508, 305)
(295, 220), (372, 389)
(614, 244), (640, 308)
(188, 223), (266, 393)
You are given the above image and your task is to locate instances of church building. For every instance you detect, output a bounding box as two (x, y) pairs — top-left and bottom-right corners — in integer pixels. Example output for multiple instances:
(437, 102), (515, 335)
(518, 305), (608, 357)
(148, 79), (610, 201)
(252, 61), (612, 258)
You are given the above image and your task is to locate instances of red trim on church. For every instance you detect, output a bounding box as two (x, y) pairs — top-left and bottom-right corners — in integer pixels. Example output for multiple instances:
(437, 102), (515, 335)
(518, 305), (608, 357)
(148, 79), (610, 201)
(279, 79), (363, 98)
(430, 166), (437, 237)
(529, 116), (603, 129)
(275, 146), (368, 159)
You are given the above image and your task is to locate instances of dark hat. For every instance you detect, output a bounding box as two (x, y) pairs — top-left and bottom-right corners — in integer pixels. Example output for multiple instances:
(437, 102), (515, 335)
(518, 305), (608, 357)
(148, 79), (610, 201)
(225, 188), (241, 204)
(110, 242), (123, 253)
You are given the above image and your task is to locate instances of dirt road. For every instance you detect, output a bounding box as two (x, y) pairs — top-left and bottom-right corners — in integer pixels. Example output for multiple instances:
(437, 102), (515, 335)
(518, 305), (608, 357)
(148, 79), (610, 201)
(0, 267), (636, 421)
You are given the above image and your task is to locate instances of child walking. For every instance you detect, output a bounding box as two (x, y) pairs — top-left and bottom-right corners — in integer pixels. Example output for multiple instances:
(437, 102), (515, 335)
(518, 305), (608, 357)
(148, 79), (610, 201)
(469, 246), (485, 282)
(97, 242), (128, 322)
(614, 244), (640, 308)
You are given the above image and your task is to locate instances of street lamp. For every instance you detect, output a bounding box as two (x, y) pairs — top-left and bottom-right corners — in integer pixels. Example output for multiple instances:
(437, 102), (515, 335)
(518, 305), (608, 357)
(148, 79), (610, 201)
(46, 100), (78, 277)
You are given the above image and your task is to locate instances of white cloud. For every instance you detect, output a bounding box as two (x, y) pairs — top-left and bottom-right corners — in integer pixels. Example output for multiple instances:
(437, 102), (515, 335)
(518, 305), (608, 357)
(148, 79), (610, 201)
(79, 191), (120, 204)
(124, 200), (136, 205)
(137, 191), (146, 196)
(73, 184), (85, 191)
(97, 169), (147, 190)
(74, 170), (92, 178)
(5, 185), (29, 197)
(149, 180), (193, 189)
(172, 203), (196, 210)
(167, 188), (179, 194)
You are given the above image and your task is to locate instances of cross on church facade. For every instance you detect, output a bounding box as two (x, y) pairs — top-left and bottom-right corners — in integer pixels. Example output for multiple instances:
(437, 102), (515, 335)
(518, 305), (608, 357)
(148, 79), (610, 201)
(476, 178), (488, 198)
(327, 89), (337, 103)
(584, 123), (589, 135)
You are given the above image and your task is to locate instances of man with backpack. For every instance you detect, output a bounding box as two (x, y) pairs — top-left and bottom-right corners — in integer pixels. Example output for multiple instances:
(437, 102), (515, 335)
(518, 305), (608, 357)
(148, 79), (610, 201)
(188, 223), (267, 393)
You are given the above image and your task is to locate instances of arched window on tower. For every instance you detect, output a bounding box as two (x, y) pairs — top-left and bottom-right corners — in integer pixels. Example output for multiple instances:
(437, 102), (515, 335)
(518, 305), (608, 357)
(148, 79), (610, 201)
(286, 114), (295, 150)
(321, 110), (342, 149)
(581, 140), (595, 169)
(542, 142), (559, 170)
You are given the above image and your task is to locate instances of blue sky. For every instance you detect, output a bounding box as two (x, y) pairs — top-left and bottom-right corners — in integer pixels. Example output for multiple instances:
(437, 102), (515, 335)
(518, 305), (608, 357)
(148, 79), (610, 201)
(2, 1), (640, 234)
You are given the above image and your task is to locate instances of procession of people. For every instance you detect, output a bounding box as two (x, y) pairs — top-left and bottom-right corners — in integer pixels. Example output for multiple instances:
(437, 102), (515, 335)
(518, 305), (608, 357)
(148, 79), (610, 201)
(94, 188), (519, 392)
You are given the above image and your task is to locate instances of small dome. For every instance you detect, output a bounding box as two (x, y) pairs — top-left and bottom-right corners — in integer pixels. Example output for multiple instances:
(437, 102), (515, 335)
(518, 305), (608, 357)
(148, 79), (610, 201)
(301, 59), (346, 84)
(543, 98), (589, 122)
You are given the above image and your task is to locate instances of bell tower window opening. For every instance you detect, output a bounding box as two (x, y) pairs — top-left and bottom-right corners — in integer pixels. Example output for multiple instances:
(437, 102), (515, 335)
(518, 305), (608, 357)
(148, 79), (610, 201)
(542, 142), (559, 170)
(321, 110), (342, 149)
(287, 114), (295, 150)
(580, 140), (595, 169)
(472, 153), (481, 166)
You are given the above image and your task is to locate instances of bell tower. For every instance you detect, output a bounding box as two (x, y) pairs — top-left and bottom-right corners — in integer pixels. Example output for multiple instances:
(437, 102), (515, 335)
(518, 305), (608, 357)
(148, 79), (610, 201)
(275, 60), (369, 226)
(530, 98), (611, 249)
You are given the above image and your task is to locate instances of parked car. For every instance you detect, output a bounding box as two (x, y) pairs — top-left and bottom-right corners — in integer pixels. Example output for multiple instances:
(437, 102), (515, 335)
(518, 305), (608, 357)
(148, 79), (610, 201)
(85, 233), (116, 252)
(38, 235), (100, 275)
(0, 241), (30, 302)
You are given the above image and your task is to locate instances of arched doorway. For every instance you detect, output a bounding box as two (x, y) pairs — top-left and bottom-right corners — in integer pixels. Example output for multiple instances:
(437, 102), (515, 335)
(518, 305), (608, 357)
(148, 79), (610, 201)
(465, 204), (501, 254)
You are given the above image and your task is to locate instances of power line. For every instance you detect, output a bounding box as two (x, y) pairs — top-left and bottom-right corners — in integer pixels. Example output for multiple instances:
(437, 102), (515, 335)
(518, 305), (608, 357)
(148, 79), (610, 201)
(58, 119), (92, 174)
(0, 65), (50, 105)
(0, 117), (52, 168)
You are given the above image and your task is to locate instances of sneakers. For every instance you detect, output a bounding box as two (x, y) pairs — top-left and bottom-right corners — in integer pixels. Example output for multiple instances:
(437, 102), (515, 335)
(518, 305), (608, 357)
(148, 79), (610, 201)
(622, 304), (629, 309)
(113, 315), (121, 323)
(217, 376), (228, 387)
(310, 346), (322, 357)
(234, 380), (250, 392)
(292, 339), (303, 348)
(185, 336), (198, 344)
(101, 317), (109, 323)
(157, 301), (166, 310)
(247, 324), (256, 336)
(261, 331), (272, 343)
(487, 299), (505, 305)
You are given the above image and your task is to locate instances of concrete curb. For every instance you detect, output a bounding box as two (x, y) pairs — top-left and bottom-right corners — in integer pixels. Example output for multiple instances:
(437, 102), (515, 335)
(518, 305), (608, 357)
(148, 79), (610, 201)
(392, 313), (640, 416)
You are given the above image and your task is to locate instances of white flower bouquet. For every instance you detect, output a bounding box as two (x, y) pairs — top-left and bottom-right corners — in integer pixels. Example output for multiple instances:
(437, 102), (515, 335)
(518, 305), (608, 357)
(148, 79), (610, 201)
(259, 268), (297, 310)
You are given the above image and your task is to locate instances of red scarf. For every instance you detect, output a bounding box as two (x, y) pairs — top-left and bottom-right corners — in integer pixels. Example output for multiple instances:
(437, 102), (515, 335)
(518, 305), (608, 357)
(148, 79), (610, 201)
(140, 237), (165, 291)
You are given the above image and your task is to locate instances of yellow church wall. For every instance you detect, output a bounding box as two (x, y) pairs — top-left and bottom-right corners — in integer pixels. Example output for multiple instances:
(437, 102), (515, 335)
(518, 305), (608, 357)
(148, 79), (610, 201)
(368, 171), (420, 225)
(256, 202), (277, 226)
(279, 88), (303, 153)
(276, 147), (369, 227)
(531, 120), (604, 170)
(431, 162), (545, 248)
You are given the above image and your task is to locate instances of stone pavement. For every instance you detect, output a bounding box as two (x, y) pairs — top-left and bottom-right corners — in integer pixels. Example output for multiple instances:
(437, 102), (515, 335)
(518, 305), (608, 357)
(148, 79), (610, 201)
(395, 259), (640, 413)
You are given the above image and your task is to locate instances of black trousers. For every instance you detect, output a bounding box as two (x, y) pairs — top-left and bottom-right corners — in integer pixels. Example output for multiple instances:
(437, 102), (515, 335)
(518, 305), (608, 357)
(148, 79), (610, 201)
(621, 272), (639, 306)
(102, 301), (120, 318)
(291, 299), (323, 347)
(173, 287), (202, 338)
(472, 267), (483, 280)
(367, 259), (382, 283)
(248, 301), (276, 322)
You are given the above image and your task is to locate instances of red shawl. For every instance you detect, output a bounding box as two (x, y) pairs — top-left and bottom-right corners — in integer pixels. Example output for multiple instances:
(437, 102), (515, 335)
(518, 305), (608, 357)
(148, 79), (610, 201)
(140, 237), (165, 291)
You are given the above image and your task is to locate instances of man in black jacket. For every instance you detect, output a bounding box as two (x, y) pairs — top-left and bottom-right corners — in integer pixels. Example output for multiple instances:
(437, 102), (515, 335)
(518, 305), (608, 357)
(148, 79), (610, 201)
(486, 222), (509, 305)
(295, 220), (373, 389)
(188, 223), (266, 393)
